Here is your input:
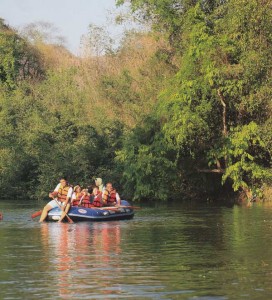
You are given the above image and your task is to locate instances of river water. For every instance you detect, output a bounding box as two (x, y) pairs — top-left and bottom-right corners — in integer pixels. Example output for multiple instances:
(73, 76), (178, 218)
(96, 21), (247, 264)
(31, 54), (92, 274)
(1, 200), (272, 299)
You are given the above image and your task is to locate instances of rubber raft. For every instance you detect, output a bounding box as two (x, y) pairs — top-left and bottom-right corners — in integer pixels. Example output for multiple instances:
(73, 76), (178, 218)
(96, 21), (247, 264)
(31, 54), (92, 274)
(47, 200), (134, 222)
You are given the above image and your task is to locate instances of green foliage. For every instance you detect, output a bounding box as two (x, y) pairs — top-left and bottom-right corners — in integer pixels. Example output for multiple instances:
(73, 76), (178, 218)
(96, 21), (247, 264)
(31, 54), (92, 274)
(100, 70), (140, 105)
(0, 0), (271, 203)
(0, 79), (125, 199)
(0, 20), (43, 89)
(116, 117), (177, 200)
(116, 0), (224, 49)
(117, 0), (272, 200)
(209, 122), (272, 195)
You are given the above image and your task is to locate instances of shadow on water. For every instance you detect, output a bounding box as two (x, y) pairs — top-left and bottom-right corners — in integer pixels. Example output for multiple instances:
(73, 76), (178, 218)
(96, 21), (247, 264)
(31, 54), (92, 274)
(1, 199), (272, 299)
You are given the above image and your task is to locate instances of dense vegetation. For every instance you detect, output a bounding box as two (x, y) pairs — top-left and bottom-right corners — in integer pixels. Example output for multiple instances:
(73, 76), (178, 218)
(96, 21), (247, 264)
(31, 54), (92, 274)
(0, 0), (271, 202)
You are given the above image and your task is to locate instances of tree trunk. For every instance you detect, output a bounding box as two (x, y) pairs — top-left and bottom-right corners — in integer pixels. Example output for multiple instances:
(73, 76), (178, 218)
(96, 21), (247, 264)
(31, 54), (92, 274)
(217, 89), (227, 137)
(217, 89), (228, 168)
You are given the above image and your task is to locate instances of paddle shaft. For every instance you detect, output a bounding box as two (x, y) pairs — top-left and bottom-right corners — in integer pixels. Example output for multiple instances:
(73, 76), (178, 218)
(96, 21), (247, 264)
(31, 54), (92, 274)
(97, 205), (140, 210)
(78, 194), (85, 206)
(54, 199), (74, 223)
(31, 198), (74, 220)
(115, 205), (141, 209)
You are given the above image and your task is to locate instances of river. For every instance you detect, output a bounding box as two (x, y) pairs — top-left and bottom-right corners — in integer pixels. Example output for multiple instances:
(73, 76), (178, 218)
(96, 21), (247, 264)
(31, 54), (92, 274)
(0, 200), (272, 299)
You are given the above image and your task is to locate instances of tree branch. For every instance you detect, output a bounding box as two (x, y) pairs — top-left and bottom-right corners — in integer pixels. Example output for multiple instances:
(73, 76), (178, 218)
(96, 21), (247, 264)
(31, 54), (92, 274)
(197, 168), (225, 173)
(217, 89), (227, 137)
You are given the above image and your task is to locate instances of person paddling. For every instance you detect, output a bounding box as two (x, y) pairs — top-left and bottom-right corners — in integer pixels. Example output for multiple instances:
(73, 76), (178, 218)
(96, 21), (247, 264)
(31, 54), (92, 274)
(39, 177), (73, 223)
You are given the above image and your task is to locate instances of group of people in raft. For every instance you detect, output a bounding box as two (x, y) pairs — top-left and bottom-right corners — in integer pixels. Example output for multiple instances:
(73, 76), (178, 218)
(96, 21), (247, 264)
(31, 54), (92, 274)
(39, 177), (121, 222)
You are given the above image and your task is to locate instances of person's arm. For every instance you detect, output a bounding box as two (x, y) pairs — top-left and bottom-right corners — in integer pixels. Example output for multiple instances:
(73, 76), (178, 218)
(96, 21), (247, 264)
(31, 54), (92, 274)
(49, 183), (60, 198)
(102, 190), (108, 205)
(71, 192), (76, 204)
(96, 192), (102, 204)
(79, 191), (87, 206)
(63, 187), (73, 208)
(116, 193), (121, 206)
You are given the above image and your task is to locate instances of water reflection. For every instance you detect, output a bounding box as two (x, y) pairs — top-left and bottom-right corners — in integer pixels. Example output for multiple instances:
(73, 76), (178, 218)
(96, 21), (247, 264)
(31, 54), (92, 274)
(40, 222), (123, 299)
(92, 222), (121, 260)
(41, 224), (74, 298)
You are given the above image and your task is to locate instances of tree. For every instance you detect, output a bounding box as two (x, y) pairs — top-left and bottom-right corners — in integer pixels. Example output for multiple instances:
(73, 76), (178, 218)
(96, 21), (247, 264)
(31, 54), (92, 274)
(80, 23), (113, 57)
(117, 0), (272, 200)
(0, 19), (43, 89)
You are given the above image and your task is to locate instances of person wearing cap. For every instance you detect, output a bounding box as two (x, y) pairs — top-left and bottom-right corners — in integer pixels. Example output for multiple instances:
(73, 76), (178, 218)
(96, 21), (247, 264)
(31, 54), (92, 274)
(39, 177), (73, 222)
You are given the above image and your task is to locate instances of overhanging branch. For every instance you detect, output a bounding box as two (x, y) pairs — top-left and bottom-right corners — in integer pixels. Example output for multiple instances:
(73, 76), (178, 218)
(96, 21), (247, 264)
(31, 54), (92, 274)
(197, 168), (225, 174)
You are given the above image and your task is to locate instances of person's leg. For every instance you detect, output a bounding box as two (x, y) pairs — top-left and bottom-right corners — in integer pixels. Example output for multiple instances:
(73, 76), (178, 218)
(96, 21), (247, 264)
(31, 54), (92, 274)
(39, 199), (58, 222)
(39, 204), (54, 222)
(58, 203), (71, 223)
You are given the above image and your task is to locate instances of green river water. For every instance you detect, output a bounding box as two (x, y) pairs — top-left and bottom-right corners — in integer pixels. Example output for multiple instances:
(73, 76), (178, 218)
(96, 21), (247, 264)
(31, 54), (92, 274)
(0, 200), (272, 299)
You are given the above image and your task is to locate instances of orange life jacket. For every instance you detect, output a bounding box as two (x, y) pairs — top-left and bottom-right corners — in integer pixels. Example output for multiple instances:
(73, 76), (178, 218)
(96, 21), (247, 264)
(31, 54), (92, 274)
(57, 185), (70, 202)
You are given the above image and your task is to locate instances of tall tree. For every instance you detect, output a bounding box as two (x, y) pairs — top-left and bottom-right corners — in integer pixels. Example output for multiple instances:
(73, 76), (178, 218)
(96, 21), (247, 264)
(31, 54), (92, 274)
(117, 0), (272, 200)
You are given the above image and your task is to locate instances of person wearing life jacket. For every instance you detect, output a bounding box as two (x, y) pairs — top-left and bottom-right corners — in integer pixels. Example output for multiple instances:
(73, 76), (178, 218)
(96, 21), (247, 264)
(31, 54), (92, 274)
(71, 185), (92, 208)
(102, 183), (121, 207)
(39, 177), (73, 222)
(90, 186), (103, 207)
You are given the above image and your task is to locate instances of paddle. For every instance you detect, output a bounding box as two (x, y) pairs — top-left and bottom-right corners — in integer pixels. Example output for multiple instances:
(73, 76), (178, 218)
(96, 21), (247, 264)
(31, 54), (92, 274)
(123, 205), (141, 209)
(31, 198), (74, 223)
(116, 205), (141, 209)
(78, 193), (86, 206)
(55, 198), (74, 223)
(31, 196), (61, 219)
(98, 205), (141, 210)
(31, 210), (42, 219)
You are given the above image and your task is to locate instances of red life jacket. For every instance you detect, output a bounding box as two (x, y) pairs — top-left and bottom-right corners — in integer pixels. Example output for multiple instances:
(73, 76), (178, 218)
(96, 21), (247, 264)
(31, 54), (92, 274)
(109, 190), (117, 204)
(81, 194), (93, 208)
(72, 192), (81, 206)
(72, 192), (91, 207)
(92, 192), (102, 207)
(103, 190), (117, 206)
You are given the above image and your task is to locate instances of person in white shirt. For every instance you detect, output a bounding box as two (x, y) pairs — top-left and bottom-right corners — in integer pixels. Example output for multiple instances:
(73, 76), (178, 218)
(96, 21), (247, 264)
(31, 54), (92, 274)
(39, 177), (73, 222)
